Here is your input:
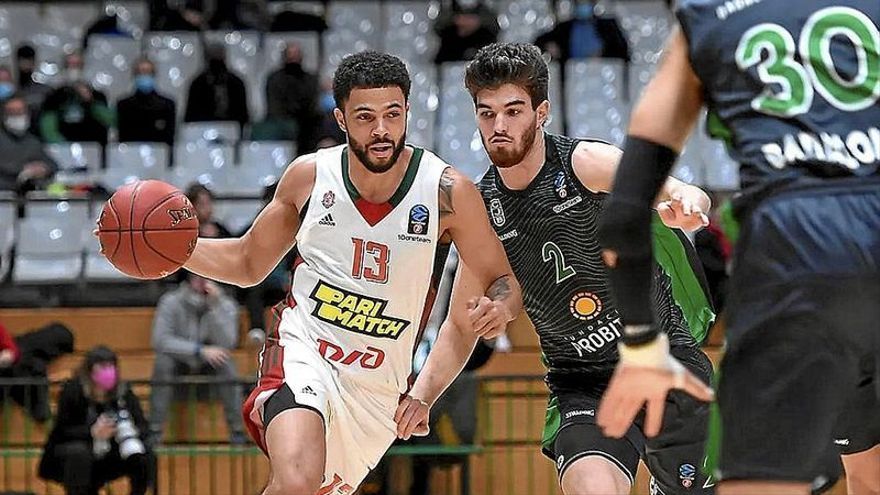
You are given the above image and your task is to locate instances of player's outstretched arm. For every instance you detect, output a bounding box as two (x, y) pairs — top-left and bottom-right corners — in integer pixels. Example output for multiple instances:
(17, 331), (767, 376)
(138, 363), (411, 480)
(441, 167), (522, 335)
(596, 27), (714, 439)
(183, 156), (316, 287)
(571, 135), (710, 232)
(396, 264), (483, 440)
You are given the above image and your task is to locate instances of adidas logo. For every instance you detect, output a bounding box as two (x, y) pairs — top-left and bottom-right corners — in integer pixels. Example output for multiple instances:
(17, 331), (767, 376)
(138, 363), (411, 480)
(301, 386), (317, 396)
(319, 214), (336, 226)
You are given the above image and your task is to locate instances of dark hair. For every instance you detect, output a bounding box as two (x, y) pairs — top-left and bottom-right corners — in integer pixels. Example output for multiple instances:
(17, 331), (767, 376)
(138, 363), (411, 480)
(16, 44), (36, 60)
(185, 183), (213, 204)
(332, 51), (411, 108)
(465, 42), (549, 109)
(81, 345), (117, 376)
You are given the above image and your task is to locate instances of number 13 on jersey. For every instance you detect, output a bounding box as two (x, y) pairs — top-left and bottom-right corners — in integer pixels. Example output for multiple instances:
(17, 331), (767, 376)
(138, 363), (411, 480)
(352, 238), (390, 284)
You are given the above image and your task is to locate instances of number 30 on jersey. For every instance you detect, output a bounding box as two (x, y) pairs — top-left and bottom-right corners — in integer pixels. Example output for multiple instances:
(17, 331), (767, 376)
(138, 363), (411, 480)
(736, 6), (879, 116)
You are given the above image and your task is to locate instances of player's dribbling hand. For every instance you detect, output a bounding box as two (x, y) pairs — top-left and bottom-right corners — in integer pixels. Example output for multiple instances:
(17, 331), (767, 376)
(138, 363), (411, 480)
(468, 296), (512, 339)
(657, 194), (709, 232)
(597, 344), (714, 439)
(394, 395), (430, 440)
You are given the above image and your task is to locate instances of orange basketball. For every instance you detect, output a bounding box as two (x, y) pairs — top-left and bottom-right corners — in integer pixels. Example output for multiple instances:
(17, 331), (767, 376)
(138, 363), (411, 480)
(97, 180), (200, 279)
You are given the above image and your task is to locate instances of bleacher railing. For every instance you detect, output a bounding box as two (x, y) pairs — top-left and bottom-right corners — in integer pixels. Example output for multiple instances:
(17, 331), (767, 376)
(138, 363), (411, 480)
(1, 374), (558, 495)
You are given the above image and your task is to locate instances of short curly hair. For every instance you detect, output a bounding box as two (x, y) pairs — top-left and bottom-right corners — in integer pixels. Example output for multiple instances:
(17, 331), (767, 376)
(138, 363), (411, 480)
(332, 51), (411, 108)
(465, 42), (549, 109)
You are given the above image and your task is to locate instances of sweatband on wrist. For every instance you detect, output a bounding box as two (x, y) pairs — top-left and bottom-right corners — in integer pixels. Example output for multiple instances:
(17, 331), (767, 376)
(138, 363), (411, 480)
(618, 332), (670, 367)
(609, 135), (679, 209)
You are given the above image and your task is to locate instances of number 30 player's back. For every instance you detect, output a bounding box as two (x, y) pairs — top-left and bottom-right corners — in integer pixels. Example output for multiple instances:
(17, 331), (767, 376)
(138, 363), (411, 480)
(676, 0), (880, 196)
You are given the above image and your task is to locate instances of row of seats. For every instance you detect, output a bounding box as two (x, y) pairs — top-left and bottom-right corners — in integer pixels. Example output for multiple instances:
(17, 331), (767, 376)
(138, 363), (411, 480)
(2, 1), (674, 120)
(0, 196), (264, 284)
(47, 139), (294, 195)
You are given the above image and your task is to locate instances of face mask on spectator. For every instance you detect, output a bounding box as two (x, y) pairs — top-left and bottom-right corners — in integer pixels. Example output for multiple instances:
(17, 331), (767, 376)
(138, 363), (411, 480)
(320, 92), (335, 113)
(135, 74), (155, 93)
(4, 115), (30, 134)
(91, 365), (118, 392)
(0, 82), (14, 100)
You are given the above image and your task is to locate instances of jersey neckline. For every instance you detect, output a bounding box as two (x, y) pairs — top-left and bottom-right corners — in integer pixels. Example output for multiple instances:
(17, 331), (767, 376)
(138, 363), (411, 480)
(341, 145), (425, 226)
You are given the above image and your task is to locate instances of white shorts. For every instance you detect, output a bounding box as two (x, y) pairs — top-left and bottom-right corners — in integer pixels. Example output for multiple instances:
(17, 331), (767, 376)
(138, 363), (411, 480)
(242, 322), (399, 494)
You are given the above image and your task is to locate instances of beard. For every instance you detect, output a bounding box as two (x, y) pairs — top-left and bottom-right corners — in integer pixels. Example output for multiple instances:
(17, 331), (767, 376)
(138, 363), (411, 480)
(348, 131), (407, 174)
(482, 121), (538, 169)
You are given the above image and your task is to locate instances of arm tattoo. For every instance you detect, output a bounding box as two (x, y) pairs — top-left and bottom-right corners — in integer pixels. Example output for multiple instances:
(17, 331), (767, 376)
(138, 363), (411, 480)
(439, 168), (455, 218)
(487, 275), (512, 302)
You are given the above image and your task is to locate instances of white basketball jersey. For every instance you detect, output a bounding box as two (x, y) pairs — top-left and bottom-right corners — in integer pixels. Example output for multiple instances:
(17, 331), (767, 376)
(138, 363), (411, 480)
(281, 144), (449, 394)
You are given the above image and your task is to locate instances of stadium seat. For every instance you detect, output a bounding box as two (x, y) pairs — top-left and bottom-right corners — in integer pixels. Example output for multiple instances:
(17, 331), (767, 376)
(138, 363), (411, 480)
(45, 142), (103, 185)
(407, 65), (438, 149)
(84, 35), (142, 105)
(0, 195), (15, 281)
(382, 1), (440, 63)
(256, 32), (322, 121)
(235, 140), (295, 195)
(179, 121), (241, 146)
(612, 0), (674, 65)
(145, 32), (204, 114)
(102, 142), (171, 190)
(104, 1), (148, 40)
(546, 61), (563, 134)
(565, 59), (629, 145)
(498, 0), (554, 44)
(0, 4), (41, 64)
(322, 1), (383, 79)
(83, 221), (131, 282)
(213, 197), (265, 237)
(13, 199), (89, 284)
(168, 143), (236, 193)
(437, 62), (489, 181)
(701, 134), (740, 190)
(628, 62), (658, 103)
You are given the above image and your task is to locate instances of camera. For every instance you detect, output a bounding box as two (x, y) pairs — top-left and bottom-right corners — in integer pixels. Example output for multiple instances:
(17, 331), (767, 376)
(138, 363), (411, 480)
(113, 405), (146, 459)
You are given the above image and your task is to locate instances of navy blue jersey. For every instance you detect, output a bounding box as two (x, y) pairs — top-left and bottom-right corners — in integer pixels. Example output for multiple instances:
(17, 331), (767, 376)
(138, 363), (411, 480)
(677, 0), (880, 194)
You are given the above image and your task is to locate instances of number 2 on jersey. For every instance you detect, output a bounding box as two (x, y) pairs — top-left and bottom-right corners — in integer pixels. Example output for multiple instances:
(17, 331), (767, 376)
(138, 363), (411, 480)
(736, 6), (880, 116)
(352, 238), (389, 284)
(542, 241), (576, 284)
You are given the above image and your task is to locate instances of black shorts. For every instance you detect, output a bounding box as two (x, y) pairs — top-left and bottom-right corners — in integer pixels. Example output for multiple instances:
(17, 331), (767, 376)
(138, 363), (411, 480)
(834, 356), (880, 456)
(719, 179), (880, 486)
(542, 348), (715, 494)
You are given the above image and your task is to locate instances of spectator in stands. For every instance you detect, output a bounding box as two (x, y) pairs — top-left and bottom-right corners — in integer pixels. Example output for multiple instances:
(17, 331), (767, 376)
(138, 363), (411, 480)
(314, 78), (345, 149)
(38, 346), (152, 495)
(151, 0), (206, 31)
(0, 95), (57, 193)
(117, 58), (176, 145)
(148, 273), (245, 445)
(534, 0), (630, 64)
(185, 183), (232, 238)
(0, 66), (15, 103)
(264, 42), (320, 152)
(0, 321), (74, 423)
(184, 43), (249, 129)
(40, 52), (115, 145)
(433, 0), (500, 63)
(15, 45), (53, 118)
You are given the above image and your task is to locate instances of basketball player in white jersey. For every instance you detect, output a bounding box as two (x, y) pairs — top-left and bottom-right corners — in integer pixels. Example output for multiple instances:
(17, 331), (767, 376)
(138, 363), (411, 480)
(181, 51), (522, 495)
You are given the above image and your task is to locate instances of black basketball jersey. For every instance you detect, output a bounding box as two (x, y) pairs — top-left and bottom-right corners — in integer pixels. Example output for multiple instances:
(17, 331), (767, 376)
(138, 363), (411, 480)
(677, 0), (880, 200)
(478, 133), (714, 383)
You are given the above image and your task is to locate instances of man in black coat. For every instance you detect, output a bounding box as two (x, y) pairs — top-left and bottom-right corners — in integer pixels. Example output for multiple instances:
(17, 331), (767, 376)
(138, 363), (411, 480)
(184, 43), (249, 129)
(117, 58), (176, 145)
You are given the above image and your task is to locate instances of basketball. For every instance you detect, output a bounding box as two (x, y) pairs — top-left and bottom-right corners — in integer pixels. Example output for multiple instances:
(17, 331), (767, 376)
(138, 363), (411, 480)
(97, 180), (200, 280)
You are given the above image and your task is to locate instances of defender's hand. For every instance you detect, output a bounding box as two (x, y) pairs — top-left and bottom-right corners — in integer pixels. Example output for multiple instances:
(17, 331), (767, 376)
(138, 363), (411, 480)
(395, 395), (430, 440)
(468, 296), (511, 339)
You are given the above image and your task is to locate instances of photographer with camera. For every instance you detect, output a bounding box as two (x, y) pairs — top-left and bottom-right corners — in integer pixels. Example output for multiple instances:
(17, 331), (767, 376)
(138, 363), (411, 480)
(39, 346), (152, 495)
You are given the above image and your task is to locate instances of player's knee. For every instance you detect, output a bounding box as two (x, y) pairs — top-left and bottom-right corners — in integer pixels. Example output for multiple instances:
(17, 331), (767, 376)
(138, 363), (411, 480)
(561, 456), (631, 495)
(265, 466), (322, 495)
